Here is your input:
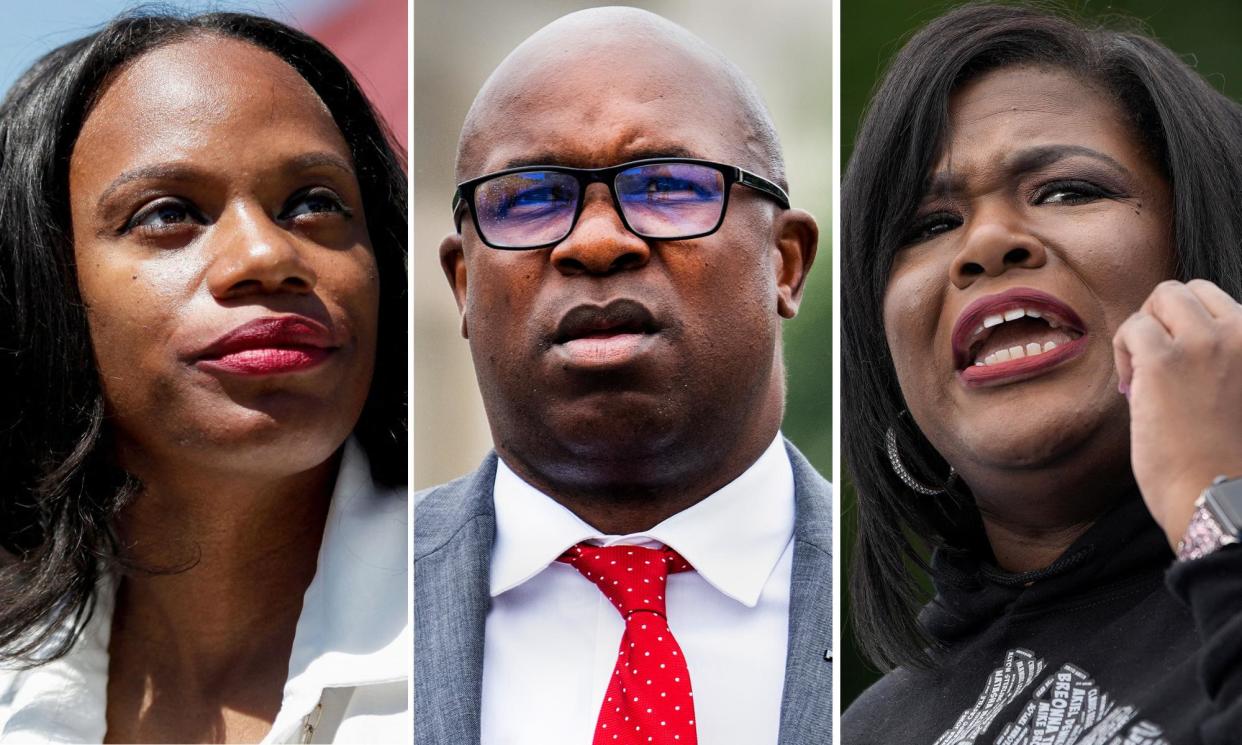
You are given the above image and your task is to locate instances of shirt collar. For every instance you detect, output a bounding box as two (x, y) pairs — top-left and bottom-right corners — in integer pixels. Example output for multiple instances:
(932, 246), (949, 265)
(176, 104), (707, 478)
(275, 439), (409, 717)
(490, 434), (794, 607)
(267, 437), (408, 740)
(0, 578), (114, 743)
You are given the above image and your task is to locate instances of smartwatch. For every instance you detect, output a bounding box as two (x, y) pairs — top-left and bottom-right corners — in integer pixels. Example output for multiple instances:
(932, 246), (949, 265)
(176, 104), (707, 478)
(1177, 475), (1242, 561)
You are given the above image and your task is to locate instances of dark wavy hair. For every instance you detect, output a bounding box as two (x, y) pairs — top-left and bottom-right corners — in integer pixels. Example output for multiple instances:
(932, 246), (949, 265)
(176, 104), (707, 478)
(842, 2), (1242, 671)
(0, 11), (407, 665)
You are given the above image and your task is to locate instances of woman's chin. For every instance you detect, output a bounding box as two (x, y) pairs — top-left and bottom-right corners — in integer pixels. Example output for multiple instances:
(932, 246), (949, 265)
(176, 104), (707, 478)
(943, 396), (1127, 474)
(115, 400), (358, 481)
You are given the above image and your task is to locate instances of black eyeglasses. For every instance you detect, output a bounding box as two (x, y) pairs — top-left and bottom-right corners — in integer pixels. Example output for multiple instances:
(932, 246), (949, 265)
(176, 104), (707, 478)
(452, 157), (790, 250)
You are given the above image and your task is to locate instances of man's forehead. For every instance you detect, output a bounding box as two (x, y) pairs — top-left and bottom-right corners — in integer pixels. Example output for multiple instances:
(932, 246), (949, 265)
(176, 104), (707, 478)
(486, 143), (703, 172)
(466, 121), (725, 176)
(456, 10), (753, 181)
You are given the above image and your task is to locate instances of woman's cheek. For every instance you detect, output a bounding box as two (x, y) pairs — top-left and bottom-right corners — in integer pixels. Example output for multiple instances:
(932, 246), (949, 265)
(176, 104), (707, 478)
(884, 258), (947, 366)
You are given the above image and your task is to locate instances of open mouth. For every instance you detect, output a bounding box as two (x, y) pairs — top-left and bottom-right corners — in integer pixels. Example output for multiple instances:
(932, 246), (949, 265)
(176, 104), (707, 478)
(952, 289), (1088, 386)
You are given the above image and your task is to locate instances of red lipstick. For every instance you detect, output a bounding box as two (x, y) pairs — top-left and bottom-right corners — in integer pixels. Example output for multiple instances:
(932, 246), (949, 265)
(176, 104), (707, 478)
(194, 316), (337, 376)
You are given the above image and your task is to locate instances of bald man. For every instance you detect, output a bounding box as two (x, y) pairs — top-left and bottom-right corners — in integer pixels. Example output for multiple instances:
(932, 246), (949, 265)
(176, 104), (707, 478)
(415, 9), (831, 744)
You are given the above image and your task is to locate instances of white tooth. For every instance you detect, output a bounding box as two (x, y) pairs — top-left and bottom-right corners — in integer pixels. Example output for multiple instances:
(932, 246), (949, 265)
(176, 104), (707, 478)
(1008, 345), (1025, 359)
(973, 325), (984, 337)
(975, 361), (985, 367)
(1043, 341), (1057, 352)
(1003, 308), (1024, 322)
(983, 314), (1004, 328)
(995, 349), (1011, 362)
(1048, 320), (1060, 329)
(984, 353), (998, 366)
(1026, 308), (1042, 318)
(1025, 342), (1042, 356)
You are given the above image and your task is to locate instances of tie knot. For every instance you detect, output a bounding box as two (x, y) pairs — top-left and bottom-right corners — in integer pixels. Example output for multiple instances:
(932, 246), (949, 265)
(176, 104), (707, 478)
(558, 543), (692, 618)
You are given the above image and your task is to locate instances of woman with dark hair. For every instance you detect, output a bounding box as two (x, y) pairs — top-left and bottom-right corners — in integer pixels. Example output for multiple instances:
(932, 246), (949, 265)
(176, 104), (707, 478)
(0, 10), (407, 743)
(843, 4), (1242, 743)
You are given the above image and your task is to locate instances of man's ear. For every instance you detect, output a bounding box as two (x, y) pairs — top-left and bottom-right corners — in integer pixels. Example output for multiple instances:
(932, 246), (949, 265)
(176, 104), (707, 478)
(440, 233), (469, 338)
(772, 208), (818, 319)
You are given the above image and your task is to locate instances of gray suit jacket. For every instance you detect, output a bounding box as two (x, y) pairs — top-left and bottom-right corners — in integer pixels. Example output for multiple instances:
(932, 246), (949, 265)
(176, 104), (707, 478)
(414, 441), (833, 744)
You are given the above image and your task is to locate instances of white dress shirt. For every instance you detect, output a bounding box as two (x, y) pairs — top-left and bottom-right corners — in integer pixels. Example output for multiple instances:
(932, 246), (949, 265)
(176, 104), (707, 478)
(480, 434), (795, 745)
(0, 438), (409, 744)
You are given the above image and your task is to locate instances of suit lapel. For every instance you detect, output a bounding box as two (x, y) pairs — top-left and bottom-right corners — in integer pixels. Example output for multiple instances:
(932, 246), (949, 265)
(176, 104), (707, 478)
(414, 455), (498, 745)
(779, 442), (834, 744)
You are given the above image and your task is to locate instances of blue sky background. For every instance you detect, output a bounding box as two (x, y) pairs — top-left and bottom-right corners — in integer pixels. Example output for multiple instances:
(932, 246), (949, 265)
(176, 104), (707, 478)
(0, 0), (346, 97)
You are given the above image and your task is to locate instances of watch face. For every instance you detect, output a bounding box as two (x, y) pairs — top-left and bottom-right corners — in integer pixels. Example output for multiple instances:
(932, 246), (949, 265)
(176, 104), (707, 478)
(1206, 478), (1242, 537)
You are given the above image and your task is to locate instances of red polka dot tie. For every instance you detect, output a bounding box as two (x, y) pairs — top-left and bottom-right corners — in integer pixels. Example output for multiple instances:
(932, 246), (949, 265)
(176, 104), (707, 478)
(559, 544), (698, 745)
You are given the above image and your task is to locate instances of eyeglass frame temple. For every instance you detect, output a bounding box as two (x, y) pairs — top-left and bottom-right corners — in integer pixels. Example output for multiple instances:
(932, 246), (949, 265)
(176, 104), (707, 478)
(736, 167), (789, 209)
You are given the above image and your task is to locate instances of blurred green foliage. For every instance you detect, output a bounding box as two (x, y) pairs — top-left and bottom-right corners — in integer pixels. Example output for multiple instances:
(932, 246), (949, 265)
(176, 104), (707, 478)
(784, 261), (833, 474)
(841, 0), (1242, 709)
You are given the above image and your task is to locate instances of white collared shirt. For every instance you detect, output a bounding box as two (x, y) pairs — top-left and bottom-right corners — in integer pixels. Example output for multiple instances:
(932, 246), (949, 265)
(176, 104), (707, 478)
(480, 434), (795, 745)
(0, 439), (409, 744)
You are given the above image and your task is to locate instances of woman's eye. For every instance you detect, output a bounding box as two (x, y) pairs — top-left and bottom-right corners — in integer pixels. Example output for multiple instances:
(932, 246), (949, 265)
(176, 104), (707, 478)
(1035, 180), (1110, 205)
(903, 212), (962, 245)
(281, 188), (352, 220)
(124, 199), (200, 232)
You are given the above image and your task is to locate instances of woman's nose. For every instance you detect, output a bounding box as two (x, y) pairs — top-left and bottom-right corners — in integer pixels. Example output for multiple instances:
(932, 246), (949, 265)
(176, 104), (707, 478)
(949, 202), (1047, 289)
(206, 205), (318, 299)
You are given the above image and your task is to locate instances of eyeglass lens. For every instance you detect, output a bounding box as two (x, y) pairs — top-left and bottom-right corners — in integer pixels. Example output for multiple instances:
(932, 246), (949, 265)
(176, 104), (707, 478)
(473, 172), (581, 249)
(472, 163), (727, 248)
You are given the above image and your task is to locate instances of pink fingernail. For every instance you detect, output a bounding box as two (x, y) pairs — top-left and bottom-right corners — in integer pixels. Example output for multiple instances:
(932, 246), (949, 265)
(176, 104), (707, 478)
(1118, 380), (1131, 398)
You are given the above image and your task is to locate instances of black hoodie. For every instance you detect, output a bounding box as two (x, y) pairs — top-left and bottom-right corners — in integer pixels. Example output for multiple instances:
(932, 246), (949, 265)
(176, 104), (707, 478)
(843, 498), (1242, 744)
